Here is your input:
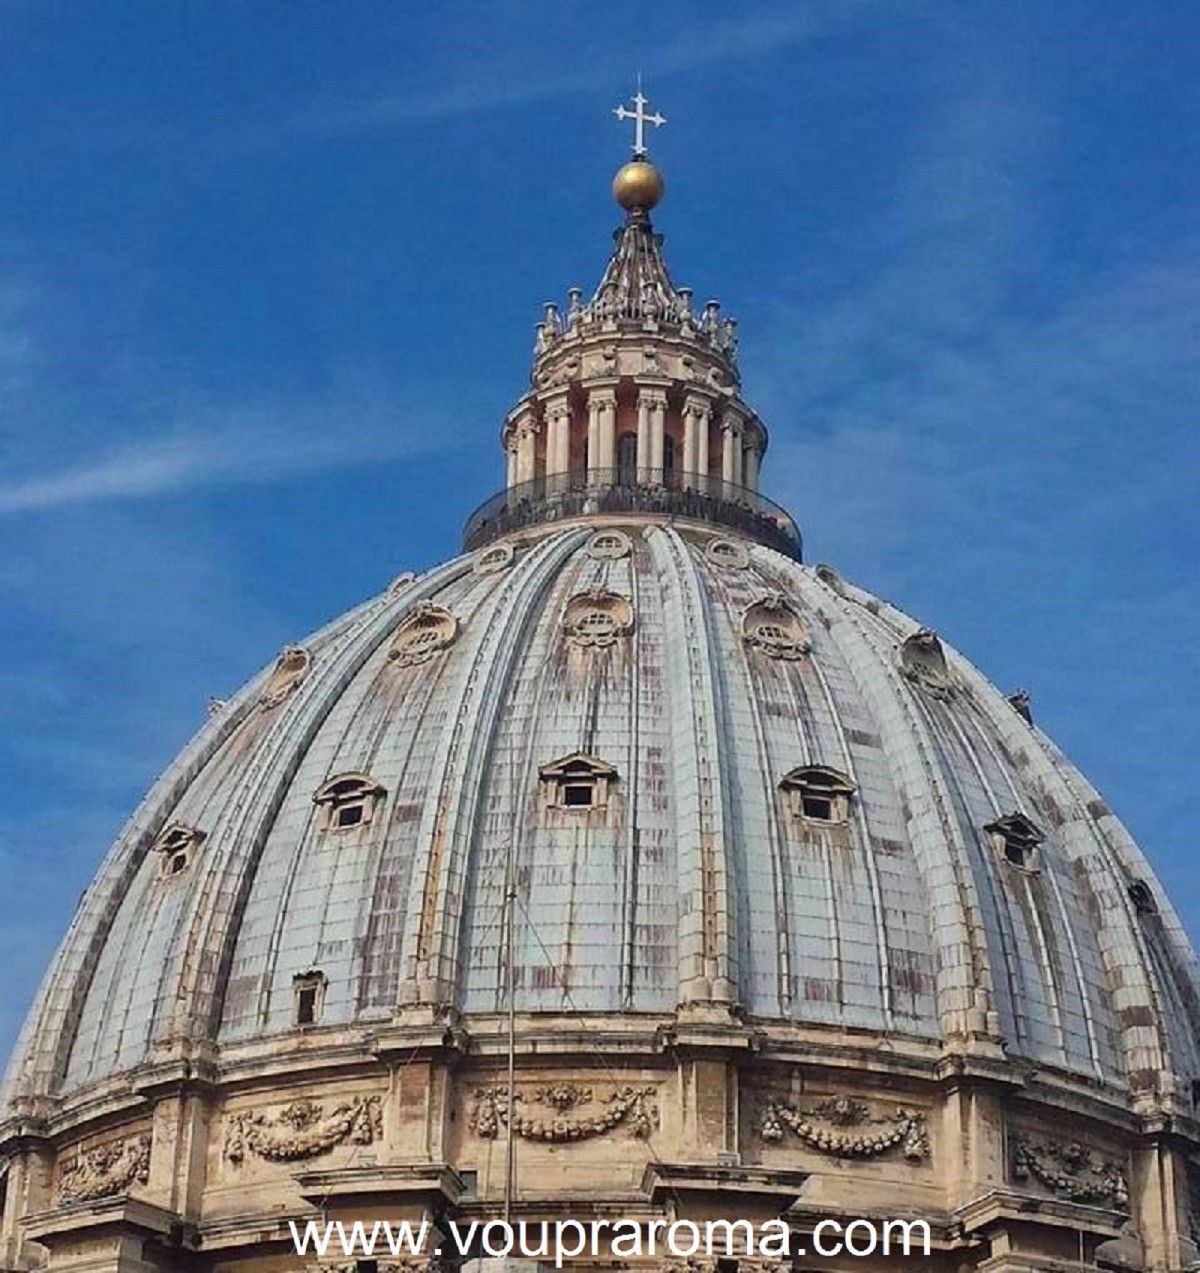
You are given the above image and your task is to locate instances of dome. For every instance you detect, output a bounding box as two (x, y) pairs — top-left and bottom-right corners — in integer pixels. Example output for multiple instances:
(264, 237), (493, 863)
(4, 100), (1200, 1273)
(7, 531), (1198, 1095)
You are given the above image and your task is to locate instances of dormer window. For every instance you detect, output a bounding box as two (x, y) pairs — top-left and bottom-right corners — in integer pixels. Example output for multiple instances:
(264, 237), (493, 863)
(742, 595), (810, 661)
(539, 753), (617, 812)
(779, 766), (855, 824)
(260, 645), (311, 708)
(585, 530), (631, 560)
(899, 629), (954, 698)
(313, 773), (386, 832)
(706, 538), (749, 569)
(293, 970), (327, 1026)
(1128, 880), (1157, 915)
(388, 603), (458, 666)
(986, 812), (1044, 872)
(475, 543), (515, 575)
(563, 590), (633, 649)
(152, 821), (205, 877)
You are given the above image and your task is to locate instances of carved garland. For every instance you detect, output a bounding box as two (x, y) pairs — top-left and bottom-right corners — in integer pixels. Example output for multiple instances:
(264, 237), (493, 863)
(1010, 1133), (1129, 1209)
(470, 1083), (657, 1143)
(57, 1133), (151, 1204)
(225, 1095), (382, 1165)
(761, 1095), (928, 1161)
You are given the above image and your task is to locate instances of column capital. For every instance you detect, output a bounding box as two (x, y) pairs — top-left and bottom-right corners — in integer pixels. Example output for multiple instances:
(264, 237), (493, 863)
(636, 383), (670, 409)
(537, 387), (571, 417)
(583, 382), (619, 409)
(682, 391), (716, 419)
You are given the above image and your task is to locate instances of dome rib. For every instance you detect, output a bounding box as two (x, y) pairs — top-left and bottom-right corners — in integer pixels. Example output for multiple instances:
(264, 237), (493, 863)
(652, 528), (739, 1006)
(398, 529), (590, 1012)
(797, 564), (1003, 1047)
(165, 566), (471, 1056)
(8, 529), (1199, 1111)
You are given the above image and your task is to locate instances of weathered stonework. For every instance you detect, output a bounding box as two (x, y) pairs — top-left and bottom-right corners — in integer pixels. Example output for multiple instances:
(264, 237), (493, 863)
(1010, 1132), (1129, 1209)
(57, 1133), (151, 1205)
(760, 1095), (929, 1161)
(470, 1083), (658, 1142)
(223, 1094), (382, 1165)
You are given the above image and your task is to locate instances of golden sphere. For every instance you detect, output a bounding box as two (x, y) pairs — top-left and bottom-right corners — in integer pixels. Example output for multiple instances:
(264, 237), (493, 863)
(612, 159), (664, 211)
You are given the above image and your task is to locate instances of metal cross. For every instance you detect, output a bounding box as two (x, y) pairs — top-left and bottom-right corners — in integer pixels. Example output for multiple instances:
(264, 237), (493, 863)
(613, 89), (665, 158)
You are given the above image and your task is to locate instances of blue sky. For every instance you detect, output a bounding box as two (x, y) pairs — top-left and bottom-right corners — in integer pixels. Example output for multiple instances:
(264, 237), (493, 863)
(1, 2), (1197, 1060)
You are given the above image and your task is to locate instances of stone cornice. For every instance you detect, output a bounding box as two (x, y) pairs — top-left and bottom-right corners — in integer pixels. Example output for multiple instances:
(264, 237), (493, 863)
(20, 1195), (188, 1246)
(294, 1162), (465, 1205)
(954, 1187), (1128, 1239)
(9, 1013), (1196, 1162)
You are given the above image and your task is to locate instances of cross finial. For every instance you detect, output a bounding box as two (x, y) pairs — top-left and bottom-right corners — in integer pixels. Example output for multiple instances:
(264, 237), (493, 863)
(613, 86), (665, 159)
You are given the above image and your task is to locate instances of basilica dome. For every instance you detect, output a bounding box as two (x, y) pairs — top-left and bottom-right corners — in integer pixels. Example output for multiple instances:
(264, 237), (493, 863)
(4, 111), (1199, 1273)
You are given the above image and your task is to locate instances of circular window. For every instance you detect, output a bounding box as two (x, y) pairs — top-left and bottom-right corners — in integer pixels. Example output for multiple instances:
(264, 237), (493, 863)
(705, 538), (749, 569)
(585, 530), (631, 560)
(475, 543), (515, 575)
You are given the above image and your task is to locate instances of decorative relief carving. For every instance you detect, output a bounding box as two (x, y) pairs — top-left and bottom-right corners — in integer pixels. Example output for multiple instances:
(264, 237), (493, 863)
(1010, 1133), (1129, 1209)
(57, 1133), (151, 1204)
(760, 1095), (928, 1161)
(224, 1095), (382, 1165)
(388, 603), (458, 666)
(563, 589), (634, 649)
(470, 1083), (658, 1143)
(260, 645), (311, 707)
(742, 594), (811, 661)
(706, 537), (749, 569)
(899, 628), (954, 698)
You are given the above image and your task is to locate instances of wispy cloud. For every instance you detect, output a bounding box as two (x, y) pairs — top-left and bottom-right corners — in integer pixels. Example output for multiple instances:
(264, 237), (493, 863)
(252, 5), (876, 141)
(0, 407), (447, 514)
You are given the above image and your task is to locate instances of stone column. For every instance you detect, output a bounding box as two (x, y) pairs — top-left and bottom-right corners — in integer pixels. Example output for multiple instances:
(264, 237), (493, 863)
(514, 409), (538, 486)
(542, 393), (570, 484)
(590, 387), (617, 476)
(505, 441), (517, 489)
(696, 401), (711, 491)
(648, 391), (667, 484)
(721, 411), (743, 487)
(600, 389), (618, 476)
(743, 444), (761, 491)
(586, 395), (601, 484)
(636, 391), (652, 484)
(682, 394), (713, 490)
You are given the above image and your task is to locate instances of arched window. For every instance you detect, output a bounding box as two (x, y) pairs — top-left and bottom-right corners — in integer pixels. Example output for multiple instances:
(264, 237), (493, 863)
(152, 821), (205, 878)
(313, 772), (386, 831)
(663, 434), (677, 485)
(986, 812), (1043, 872)
(293, 970), (327, 1026)
(617, 432), (638, 486)
(780, 766), (856, 823)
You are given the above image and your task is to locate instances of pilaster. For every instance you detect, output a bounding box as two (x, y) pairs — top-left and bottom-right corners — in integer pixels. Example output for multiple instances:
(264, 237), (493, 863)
(143, 1090), (211, 1220)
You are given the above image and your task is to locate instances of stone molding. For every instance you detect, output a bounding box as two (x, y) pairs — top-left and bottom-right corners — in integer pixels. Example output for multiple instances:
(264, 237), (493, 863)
(224, 1094), (382, 1166)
